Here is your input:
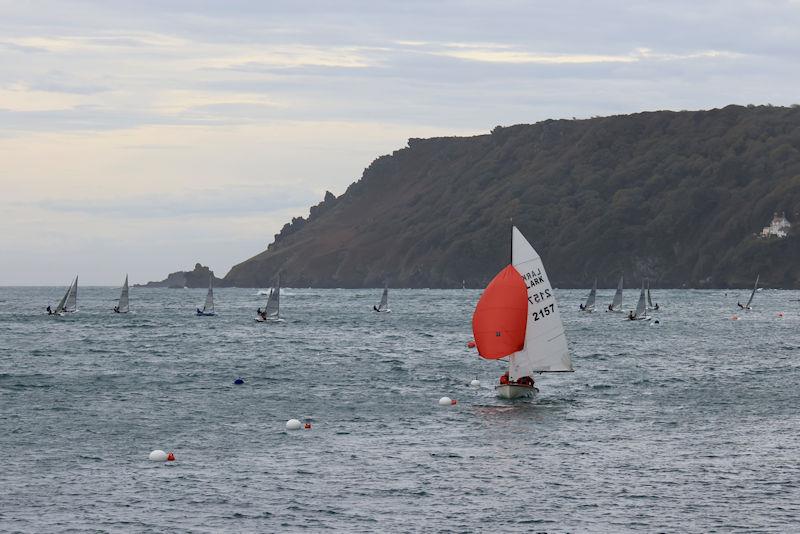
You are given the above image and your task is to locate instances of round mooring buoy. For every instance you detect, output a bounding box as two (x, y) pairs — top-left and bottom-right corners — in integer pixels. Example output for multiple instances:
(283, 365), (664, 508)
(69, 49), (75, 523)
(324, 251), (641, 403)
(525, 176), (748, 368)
(286, 419), (302, 430)
(234, 377), (244, 385)
(149, 450), (168, 462)
(470, 379), (481, 387)
(439, 396), (457, 406)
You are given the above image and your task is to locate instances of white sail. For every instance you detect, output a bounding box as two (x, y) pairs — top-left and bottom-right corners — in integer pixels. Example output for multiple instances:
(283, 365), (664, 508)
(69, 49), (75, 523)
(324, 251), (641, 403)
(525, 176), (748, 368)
(583, 279), (597, 309)
(507, 227), (572, 380)
(635, 282), (647, 318)
(54, 279), (72, 314)
(610, 275), (623, 310)
(745, 274), (759, 308)
(646, 280), (654, 309)
(65, 276), (78, 312)
(377, 283), (389, 311)
(117, 274), (130, 313)
(202, 277), (214, 313)
(265, 273), (280, 317)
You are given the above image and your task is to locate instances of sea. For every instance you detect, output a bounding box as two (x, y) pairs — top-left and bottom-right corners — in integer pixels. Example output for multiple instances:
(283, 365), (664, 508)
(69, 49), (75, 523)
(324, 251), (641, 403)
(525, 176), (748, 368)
(1, 287), (798, 533)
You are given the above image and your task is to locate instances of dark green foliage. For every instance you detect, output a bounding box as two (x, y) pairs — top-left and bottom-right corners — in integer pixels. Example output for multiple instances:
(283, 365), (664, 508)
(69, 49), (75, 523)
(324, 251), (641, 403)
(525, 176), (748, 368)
(225, 105), (800, 288)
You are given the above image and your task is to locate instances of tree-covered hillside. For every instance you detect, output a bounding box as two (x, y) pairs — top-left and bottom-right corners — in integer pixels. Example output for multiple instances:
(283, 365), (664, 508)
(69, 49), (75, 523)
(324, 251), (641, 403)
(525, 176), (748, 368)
(225, 105), (800, 288)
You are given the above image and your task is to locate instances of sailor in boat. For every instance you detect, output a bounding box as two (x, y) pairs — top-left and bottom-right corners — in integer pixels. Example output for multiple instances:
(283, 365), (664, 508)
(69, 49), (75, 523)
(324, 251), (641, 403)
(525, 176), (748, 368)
(196, 307), (203, 315)
(608, 304), (614, 312)
(257, 307), (267, 320)
(46, 305), (52, 315)
(499, 371), (534, 388)
(579, 303), (586, 311)
(737, 301), (746, 310)
(113, 305), (120, 313)
(653, 303), (659, 310)
(373, 305), (380, 312)
(627, 310), (636, 321)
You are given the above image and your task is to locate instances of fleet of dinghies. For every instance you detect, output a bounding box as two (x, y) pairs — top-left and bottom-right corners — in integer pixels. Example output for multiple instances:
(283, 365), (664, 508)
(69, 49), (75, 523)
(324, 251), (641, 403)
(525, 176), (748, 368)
(43, 251), (769, 403)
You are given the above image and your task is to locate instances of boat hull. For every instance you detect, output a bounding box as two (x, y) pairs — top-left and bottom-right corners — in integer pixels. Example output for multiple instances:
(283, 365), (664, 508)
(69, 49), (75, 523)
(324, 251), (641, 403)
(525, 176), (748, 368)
(495, 384), (538, 399)
(196, 311), (215, 316)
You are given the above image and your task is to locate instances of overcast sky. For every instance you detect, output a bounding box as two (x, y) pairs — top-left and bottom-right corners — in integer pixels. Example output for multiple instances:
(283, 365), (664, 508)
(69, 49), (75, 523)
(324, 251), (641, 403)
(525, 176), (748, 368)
(2, 0), (799, 285)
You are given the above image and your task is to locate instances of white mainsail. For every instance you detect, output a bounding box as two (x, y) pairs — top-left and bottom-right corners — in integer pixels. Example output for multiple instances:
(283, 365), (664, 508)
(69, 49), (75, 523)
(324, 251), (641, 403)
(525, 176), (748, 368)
(610, 275), (623, 310)
(117, 274), (130, 313)
(65, 276), (78, 312)
(507, 227), (572, 380)
(202, 277), (214, 314)
(54, 278), (73, 314)
(583, 278), (597, 310)
(377, 283), (389, 311)
(744, 274), (759, 308)
(634, 282), (647, 318)
(265, 273), (280, 318)
(646, 280), (654, 309)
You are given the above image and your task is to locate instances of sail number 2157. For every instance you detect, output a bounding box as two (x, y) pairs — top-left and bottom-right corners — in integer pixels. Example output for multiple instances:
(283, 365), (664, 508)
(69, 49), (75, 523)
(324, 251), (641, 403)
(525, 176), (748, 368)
(532, 303), (555, 321)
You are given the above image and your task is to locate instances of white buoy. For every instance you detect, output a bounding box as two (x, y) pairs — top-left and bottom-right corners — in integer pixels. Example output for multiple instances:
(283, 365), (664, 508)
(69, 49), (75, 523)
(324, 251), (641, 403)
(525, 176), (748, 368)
(148, 450), (168, 462)
(286, 419), (302, 430)
(470, 379), (481, 387)
(438, 396), (452, 406)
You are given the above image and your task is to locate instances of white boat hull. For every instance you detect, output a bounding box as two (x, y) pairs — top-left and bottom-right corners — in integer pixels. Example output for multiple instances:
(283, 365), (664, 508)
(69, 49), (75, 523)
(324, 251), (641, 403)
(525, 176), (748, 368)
(495, 384), (538, 399)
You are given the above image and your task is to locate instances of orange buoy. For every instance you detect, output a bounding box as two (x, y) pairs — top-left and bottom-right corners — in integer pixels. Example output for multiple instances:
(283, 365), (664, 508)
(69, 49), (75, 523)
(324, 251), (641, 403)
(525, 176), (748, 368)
(467, 341), (476, 348)
(166, 452), (175, 461)
(450, 399), (458, 405)
(304, 423), (312, 429)
(731, 315), (739, 321)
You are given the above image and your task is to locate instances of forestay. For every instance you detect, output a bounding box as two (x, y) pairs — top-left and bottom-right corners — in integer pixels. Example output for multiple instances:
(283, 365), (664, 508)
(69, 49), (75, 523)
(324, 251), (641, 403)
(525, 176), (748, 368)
(507, 227), (572, 379)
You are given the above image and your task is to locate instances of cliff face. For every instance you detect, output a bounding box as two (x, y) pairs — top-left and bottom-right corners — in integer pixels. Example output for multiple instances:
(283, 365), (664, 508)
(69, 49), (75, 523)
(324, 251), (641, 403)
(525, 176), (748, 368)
(138, 263), (228, 288)
(225, 105), (800, 288)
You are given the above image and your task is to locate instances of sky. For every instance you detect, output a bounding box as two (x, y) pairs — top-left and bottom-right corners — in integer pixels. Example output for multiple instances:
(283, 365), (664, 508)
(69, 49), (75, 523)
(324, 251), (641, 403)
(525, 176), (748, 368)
(2, 0), (799, 285)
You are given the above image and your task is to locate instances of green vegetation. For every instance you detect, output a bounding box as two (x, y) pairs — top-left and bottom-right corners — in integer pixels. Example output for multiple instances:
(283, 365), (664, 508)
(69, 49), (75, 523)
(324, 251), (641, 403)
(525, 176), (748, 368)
(225, 105), (800, 288)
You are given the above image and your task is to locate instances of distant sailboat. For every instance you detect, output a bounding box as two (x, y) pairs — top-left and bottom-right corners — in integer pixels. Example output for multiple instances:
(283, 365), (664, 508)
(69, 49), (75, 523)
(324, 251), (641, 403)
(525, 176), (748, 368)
(114, 274), (130, 313)
(256, 273), (281, 322)
(646, 280), (659, 311)
(627, 282), (651, 321)
(580, 278), (597, 312)
(49, 276), (78, 316)
(472, 226), (573, 399)
(738, 274), (759, 310)
(196, 276), (216, 316)
(373, 283), (390, 312)
(607, 275), (624, 312)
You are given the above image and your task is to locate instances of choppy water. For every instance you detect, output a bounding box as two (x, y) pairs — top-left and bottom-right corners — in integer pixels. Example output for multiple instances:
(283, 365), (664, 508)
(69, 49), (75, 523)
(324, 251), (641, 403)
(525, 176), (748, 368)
(1, 287), (799, 532)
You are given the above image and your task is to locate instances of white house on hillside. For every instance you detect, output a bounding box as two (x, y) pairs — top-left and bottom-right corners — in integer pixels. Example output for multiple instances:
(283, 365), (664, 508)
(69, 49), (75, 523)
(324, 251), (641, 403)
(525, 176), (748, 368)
(760, 212), (791, 238)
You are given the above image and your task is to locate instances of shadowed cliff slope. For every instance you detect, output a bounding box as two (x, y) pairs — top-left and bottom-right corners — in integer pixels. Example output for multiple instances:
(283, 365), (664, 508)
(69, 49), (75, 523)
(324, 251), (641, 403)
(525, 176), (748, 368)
(225, 105), (800, 288)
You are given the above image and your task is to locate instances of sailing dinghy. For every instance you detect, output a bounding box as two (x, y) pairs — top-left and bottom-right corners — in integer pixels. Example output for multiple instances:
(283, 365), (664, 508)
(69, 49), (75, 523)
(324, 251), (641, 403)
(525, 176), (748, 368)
(472, 227), (573, 399)
(738, 274), (759, 310)
(373, 283), (390, 312)
(579, 279), (597, 312)
(607, 275), (624, 312)
(256, 273), (280, 322)
(49, 276), (78, 316)
(196, 276), (216, 316)
(114, 274), (130, 313)
(627, 282), (651, 321)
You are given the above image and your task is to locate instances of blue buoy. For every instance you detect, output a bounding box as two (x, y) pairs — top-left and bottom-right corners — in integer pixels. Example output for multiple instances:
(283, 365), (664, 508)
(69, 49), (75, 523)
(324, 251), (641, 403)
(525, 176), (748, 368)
(234, 377), (244, 385)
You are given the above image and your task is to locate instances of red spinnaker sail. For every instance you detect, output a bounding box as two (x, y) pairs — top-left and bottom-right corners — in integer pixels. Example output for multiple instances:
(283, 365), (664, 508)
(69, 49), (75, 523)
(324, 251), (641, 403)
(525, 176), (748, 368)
(471, 264), (528, 359)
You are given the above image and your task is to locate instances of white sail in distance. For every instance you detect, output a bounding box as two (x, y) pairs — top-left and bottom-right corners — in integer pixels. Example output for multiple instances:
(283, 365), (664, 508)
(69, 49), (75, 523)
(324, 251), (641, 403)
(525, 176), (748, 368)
(635, 282), (647, 318)
(265, 273), (280, 318)
(507, 227), (572, 380)
(377, 283), (389, 311)
(610, 275), (623, 310)
(117, 275), (130, 313)
(583, 279), (597, 310)
(64, 276), (78, 312)
(202, 277), (214, 314)
(54, 278), (72, 314)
